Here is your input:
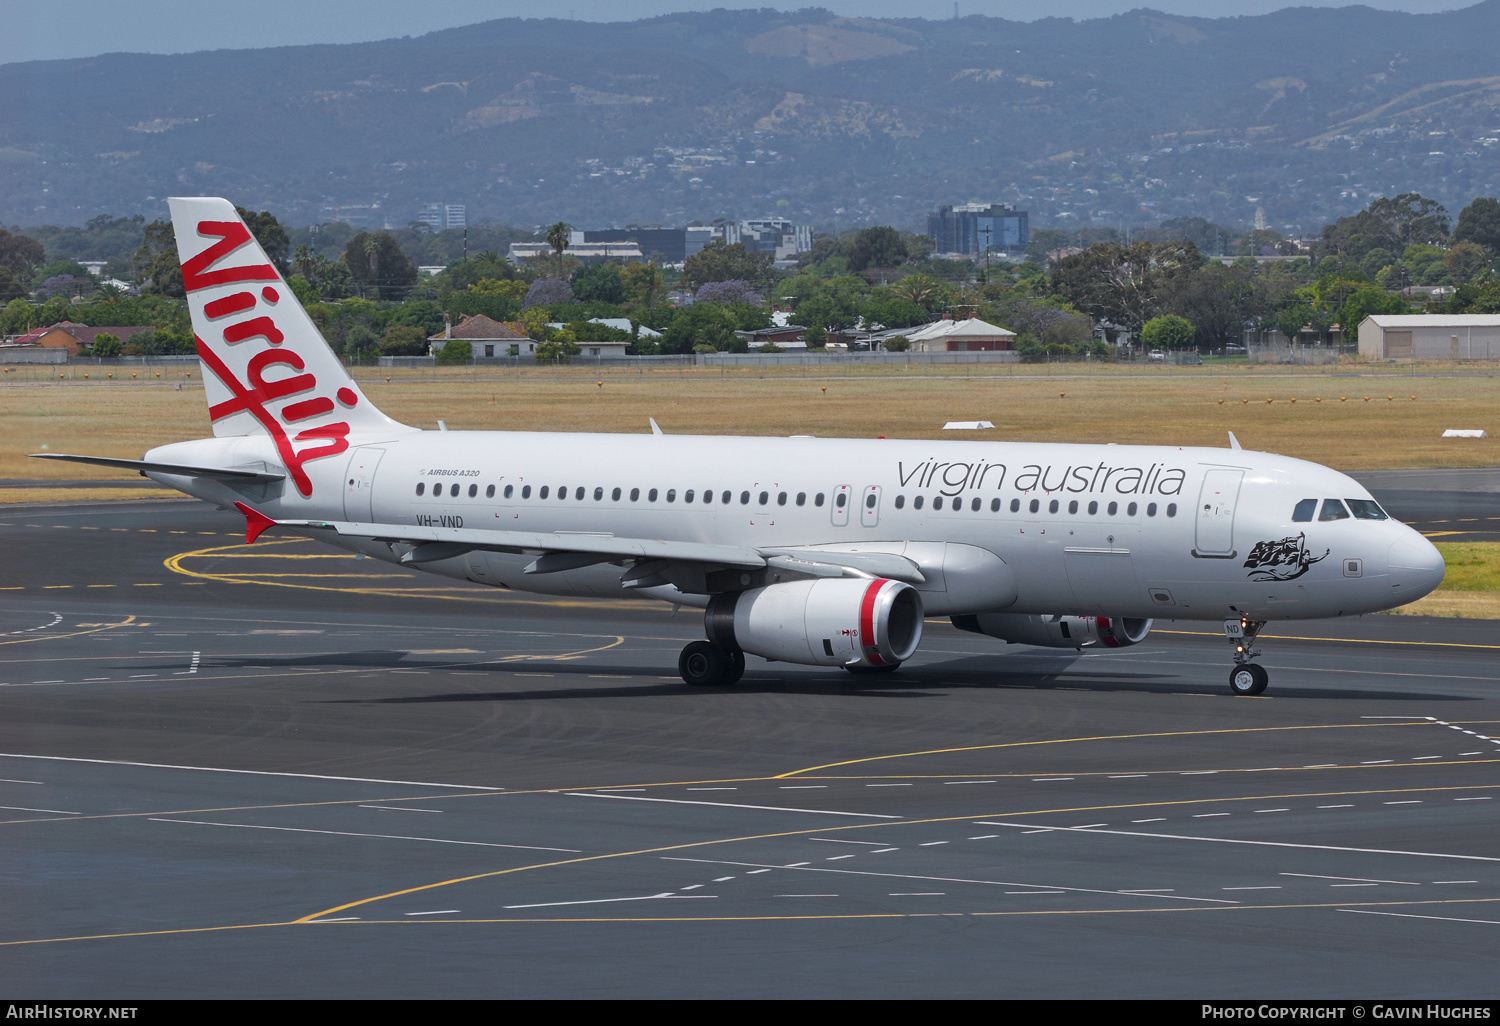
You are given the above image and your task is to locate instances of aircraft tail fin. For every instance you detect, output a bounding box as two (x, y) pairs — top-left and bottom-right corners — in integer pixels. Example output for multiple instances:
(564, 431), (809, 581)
(167, 197), (413, 497)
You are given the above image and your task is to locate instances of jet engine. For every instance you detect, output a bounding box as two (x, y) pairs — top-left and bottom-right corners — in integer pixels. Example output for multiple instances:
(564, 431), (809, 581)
(706, 578), (923, 668)
(951, 612), (1152, 650)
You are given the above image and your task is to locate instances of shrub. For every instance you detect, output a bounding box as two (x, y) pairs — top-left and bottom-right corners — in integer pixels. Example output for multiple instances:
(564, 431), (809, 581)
(434, 339), (471, 365)
(521, 278), (574, 311)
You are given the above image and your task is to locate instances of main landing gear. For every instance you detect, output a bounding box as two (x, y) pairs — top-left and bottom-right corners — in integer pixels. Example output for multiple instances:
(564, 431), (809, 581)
(1224, 616), (1269, 696)
(678, 641), (745, 687)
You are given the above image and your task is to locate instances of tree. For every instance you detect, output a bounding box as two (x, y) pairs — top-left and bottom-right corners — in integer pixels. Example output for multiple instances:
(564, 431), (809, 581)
(695, 279), (761, 306)
(1141, 314), (1196, 351)
(1367, 193), (1450, 252)
(521, 278), (574, 311)
(434, 337), (472, 364)
(344, 233), (418, 300)
(0, 228), (44, 277)
(1336, 285), (1408, 332)
(235, 207), (291, 274)
(545, 222), (570, 279)
(683, 238), (773, 287)
(621, 262), (664, 306)
(536, 330), (581, 364)
(1453, 197), (1500, 252)
(91, 333), (120, 357)
(883, 335), (911, 352)
(1445, 241), (1493, 284)
(846, 227), (908, 272)
(134, 220), (183, 298)
(343, 323), (380, 362)
(380, 324), (429, 357)
(571, 263), (626, 304)
(890, 273), (949, 312)
(1025, 228), (1070, 265)
(1051, 241), (1201, 347)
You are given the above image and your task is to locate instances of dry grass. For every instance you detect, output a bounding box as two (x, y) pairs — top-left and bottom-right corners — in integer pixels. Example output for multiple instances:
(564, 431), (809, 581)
(1381, 542), (1500, 619)
(3, 363), (1499, 494)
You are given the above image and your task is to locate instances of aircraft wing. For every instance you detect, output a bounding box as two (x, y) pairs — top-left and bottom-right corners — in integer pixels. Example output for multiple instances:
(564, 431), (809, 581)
(235, 504), (923, 586)
(30, 453), (286, 483)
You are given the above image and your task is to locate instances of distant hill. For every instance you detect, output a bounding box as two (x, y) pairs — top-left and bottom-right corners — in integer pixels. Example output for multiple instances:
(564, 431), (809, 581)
(3, 5), (1499, 235)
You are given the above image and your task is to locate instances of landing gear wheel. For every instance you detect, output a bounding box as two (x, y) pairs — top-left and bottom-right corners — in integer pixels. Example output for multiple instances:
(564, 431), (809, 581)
(1228, 663), (1268, 696)
(679, 641), (730, 687)
(724, 649), (746, 685)
(844, 662), (901, 675)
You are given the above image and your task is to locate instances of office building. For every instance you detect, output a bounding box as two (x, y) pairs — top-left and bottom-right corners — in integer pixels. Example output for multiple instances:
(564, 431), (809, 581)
(926, 203), (1029, 257)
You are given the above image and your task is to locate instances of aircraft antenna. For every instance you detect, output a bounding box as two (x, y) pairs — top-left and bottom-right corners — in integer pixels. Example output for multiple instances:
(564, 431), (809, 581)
(649, 418), (663, 435)
(1227, 431), (1241, 450)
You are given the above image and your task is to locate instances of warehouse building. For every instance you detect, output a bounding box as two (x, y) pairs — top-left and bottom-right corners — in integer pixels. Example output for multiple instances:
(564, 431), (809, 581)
(1357, 315), (1500, 361)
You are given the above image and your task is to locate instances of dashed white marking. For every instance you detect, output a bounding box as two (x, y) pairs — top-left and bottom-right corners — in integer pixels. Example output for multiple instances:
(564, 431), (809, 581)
(712, 877), (735, 882)
(777, 894), (838, 898)
(809, 838), (889, 846)
(1032, 777), (1073, 782)
(1255, 809), (1290, 813)
(404, 910), (459, 916)
(358, 805), (443, 813)
(1340, 909), (1500, 927)
(568, 792), (896, 819)
(173, 651), (200, 676)
(149, 819), (576, 851)
(309, 917), (360, 923)
(969, 835), (998, 840)
(871, 848), (899, 853)
(826, 855), (855, 861)
(1433, 880), (1478, 885)
(1317, 804), (1354, 809)
(1455, 797), (1493, 801)
(1006, 890), (1065, 895)
(0, 804), (78, 815)
(1193, 813), (1230, 818)
(504, 893), (707, 910)
(919, 841), (948, 847)
(1109, 774), (1147, 779)
(1281, 872), (1420, 886)
(866, 783), (912, 788)
(1361, 760), (1394, 765)
(0, 753), (503, 790)
(1223, 886), (1281, 891)
(1412, 756), (1442, 761)
(0, 778), (42, 785)
(1181, 771), (1219, 775)
(687, 787), (737, 791)
(945, 780), (996, 785)
(1132, 818), (1166, 823)
(779, 786), (827, 790)
(680, 884), (703, 890)
(1384, 800), (1423, 805)
(747, 869), (772, 875)
(890, 892), (944, 896)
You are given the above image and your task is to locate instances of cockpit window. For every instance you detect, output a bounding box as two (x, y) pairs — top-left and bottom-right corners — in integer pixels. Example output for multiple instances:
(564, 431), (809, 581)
(1292, 498), (1317, 522)
(1319, 499), (1351, 522)
(1345, 498), (1389, 521)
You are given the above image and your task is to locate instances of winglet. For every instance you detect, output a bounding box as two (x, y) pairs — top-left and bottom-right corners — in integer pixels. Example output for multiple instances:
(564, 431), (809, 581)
(649, 418), (663, 436)
(1227, 431), (1242, 451)
(233, 501), (278, 544)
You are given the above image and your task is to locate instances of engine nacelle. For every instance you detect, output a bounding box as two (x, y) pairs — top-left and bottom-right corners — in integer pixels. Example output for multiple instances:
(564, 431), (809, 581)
(952, 612), (1152, 650)
(706, 578), (924, 668)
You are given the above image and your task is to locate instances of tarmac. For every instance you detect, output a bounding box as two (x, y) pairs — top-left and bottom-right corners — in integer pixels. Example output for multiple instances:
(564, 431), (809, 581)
(0, 481), (1496, 998)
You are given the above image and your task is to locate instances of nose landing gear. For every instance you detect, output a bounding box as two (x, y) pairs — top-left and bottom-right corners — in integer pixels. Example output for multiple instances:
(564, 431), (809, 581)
(1224, 617), (1268, 695)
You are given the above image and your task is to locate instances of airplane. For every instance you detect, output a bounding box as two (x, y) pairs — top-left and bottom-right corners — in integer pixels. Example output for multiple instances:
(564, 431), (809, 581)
(34, 198), (1446, 696)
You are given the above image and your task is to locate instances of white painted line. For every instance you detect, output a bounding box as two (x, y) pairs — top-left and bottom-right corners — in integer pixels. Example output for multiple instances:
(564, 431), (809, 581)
(1073, 823), (1107, 829)
(359, 805), (443, 813)
(403, 910), (460, 916)
(1361, 760), (1394, 765)
(0, 778), (42, 785)
(1181, 771), (1218, 775)
(1459, 752), (1483, 756)
(681, 884), (703, 890)
(1006, 890), (1065, 895)
(1384, 800), (1423, 805)
(149, 818), (579, 851)
(1330, 883), (1379, 887)
(1032, 777), (1074, 782)
(1193, 813), (1230, 818)
(1109, 774), (1147, 779)
(1132, 818), (1166, 823)
(777, 894), (838, 898)
(1303, 765), (1338, 769)
(866, 783), (911, 787)
(1281, 873), (1421, 886)
(747, 869), (772, 875)
(809, 838), (890, 846)
(890, 892), (944, 896)
(1433, 880), (1478, 884)
(969, 835), (998, 840)
(0, 752), (505, 790)
(308, 917), (361, 922)
(779, 786), (827, 790)
(0, 804), (79, 815)
(686, 787), (737, 791)
(1119, 888), (1174, 893)
(1255, 809), (1290, 813)
(1340, 909), (1500, 927)
(871, 848), (898, 853)
(567, 792), (898, 819)
(826, 855), (856, 861)
(785, 862), (811, 867)
(1222, 886), (1281, 891)
(1455, 797), (1493, 801)
(1318, 804), (1355, 809)
(1412, 756), (1442, 761)
(712, 877), (735, 882)
(944, 781), (995, 785)
(504, 893), (711, 910)
(983, 821), (1500, 863)
(919, 841), (948, 846)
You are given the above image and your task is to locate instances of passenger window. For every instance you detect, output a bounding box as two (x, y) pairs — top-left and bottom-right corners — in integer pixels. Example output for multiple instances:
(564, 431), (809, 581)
(703, 489), (713, 504)
(648, 488), (658, 501)
(685, 489), (695, 503)
(1010, 498), (1020, 513)
(1147, 502), (1157, 516)
(503, 484), (512, 498)
(1029, 499), (1039, 513)
(895, 495), (905, 509)
(434, 486), (444, 499)
(934, 496), (944, 510)
(779, 492), (788, 506)
(487, 484), (496, 498)
(971, 497), (981, 512)
(1088, 500), (1097, 515)
(667, 489), (677, 503)
(740, 491), (750, 505)
(1319, 499), (1350, 521)
(1167, 503), (1177, 517)
(594, 487), (604, 501)
(760, 491), (770, 505)
(815, 493), (825, 507)
(469, 484), (478, 498)
(630, 487), (639, 501)
(575, 487), (584, 501)
(991, 498), (1001, 512)
(796, 492), (806, 506)
(1068, 500), (1078, 514)
(914, 495), (925, 510)
(1048, 499), (1059, 514)
(557, 485), (566, 499)
(721, 491), (731, 504)
(1292, 498), (1317, 522)
(867, 493), (878, 509)
(1127, 502), (1137, 516)
(612, 487), (621, 501)
(832, 492), (843, 508)
(540, 486), (550, 499)
(1107, 501), (1117, 515)
(1346, 499), (1388, 521)
(415, 482), (425, 496)
(522, 485), (531, 499)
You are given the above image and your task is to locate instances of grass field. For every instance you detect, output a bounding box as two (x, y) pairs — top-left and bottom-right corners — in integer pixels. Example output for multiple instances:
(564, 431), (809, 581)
(1383, 541), (1500, 619)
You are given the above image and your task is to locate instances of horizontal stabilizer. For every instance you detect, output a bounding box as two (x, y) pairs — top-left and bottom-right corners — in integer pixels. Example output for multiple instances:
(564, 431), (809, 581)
(29, 453), (285, 483)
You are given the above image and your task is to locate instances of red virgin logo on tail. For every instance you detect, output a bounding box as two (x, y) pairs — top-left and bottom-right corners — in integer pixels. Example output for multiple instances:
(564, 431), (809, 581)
(184, 219), (356, 498)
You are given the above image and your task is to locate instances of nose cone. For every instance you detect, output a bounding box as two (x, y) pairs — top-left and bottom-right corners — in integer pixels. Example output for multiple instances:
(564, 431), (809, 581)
(1388, 534), (1445, 602)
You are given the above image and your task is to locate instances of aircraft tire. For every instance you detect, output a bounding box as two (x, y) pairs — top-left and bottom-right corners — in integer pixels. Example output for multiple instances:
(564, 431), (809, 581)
(680, 641), (729, 686)
(724, 649), (746, 685)
(1229, 664), (1268, 696)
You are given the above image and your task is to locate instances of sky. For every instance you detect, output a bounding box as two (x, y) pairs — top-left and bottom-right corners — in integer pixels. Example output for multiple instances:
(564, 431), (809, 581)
(0, 0), (1474, 66)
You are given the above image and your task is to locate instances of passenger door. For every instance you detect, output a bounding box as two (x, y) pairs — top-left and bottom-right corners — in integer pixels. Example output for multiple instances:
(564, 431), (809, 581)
(1194, 468), (1243, 557)
(342, 447), (385, 522)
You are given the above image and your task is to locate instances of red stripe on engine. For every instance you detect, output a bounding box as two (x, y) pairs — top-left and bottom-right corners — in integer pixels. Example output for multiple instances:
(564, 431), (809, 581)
(859, 578), (889, 666)
(1097, 617), (1121, 648)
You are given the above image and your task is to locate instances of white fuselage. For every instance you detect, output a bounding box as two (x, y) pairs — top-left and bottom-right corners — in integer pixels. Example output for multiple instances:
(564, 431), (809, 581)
(146, 429), (1446, 623)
